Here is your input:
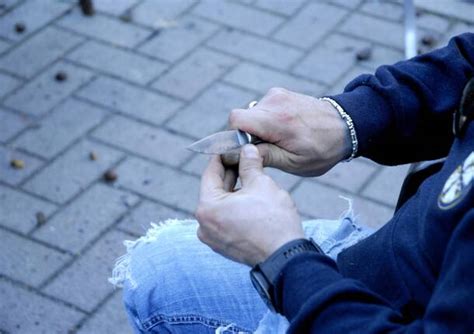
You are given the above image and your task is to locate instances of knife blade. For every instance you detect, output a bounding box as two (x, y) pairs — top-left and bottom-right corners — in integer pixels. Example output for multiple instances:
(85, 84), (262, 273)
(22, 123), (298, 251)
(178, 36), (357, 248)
(187, 130), (262, 154)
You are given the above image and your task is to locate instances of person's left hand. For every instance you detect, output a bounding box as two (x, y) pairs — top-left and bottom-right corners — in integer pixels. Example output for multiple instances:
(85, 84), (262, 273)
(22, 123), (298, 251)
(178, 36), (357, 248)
(195, 144), (305, 267)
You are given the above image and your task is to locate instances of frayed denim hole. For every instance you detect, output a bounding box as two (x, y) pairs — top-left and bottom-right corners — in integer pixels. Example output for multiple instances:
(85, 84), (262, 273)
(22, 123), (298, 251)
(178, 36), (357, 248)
(109, 219), (196, 289)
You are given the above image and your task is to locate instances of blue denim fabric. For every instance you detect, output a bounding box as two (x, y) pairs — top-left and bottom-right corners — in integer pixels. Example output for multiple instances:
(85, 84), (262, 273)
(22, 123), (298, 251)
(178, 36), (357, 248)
(111, 212), (372, 334)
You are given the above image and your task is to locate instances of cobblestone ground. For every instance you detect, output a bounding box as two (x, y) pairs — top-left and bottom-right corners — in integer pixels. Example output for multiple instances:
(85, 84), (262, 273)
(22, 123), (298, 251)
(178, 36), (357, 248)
(0, 0), (472, 333)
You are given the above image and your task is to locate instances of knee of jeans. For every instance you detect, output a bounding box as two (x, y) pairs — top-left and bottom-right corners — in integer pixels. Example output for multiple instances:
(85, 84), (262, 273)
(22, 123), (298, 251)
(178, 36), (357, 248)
(109, 219), (198, 289)
(110, 219), (262, 333)
(109, 220), (200, 325)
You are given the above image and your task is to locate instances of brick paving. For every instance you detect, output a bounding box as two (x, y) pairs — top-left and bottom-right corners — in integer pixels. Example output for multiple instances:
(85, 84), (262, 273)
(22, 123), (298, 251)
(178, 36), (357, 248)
(0, 0), (472, 332)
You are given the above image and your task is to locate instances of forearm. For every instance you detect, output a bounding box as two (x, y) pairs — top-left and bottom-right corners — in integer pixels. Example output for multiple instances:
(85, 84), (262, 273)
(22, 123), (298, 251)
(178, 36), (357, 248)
(332, 33), (474, 165)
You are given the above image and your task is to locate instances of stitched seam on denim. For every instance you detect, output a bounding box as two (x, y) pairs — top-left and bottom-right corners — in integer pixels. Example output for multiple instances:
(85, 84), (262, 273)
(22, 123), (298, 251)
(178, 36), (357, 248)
(142, 313), (250, 333)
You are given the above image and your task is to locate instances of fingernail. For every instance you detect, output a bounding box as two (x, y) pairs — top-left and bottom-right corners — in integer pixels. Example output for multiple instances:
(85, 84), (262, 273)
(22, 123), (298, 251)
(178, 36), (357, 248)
(243, 145), (259, 158)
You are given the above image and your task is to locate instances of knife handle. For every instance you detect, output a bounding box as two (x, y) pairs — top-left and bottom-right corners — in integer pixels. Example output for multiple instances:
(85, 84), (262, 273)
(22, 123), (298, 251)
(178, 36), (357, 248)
(243, 132), (264, 145)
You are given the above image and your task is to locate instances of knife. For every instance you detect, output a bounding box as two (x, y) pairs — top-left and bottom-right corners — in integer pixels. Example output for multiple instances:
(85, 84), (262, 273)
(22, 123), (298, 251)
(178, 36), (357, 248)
(187, 130), (263, 154)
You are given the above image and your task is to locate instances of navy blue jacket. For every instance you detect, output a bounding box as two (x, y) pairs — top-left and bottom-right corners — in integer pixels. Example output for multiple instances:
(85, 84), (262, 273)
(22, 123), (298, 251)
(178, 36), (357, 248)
(275, 33), (474, 333)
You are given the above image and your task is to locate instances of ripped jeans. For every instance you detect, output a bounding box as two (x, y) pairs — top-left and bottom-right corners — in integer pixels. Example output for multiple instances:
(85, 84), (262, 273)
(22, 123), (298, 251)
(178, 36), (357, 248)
(110, 209), (372, 333)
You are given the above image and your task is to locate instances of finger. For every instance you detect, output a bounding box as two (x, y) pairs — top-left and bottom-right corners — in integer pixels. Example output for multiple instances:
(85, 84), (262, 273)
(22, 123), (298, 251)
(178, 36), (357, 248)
(258, 87), (292, 107)
(221, 150), (240, 167)
(256, 143), (286, 168)
(239, 144), (264, 187)
(223, 166), (238, 192)
(222, 143), (289, 169)
(200, 155), (226, 201)
(228, 108), (283, 142)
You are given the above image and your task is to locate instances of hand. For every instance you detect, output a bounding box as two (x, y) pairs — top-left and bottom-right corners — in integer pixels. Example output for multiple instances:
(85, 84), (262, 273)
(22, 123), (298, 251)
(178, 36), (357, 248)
(223, 87), (351, 177)
(195, 144), (304, 267)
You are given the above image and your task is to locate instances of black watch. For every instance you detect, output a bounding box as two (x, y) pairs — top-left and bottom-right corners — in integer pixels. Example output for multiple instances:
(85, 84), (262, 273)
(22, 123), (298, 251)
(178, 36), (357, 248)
(249, 238), (323, 314)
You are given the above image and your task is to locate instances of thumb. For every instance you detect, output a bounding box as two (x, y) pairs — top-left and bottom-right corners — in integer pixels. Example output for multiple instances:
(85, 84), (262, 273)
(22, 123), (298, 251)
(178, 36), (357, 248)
(239, 145), (264, 187)
(256, 143), (286, 169)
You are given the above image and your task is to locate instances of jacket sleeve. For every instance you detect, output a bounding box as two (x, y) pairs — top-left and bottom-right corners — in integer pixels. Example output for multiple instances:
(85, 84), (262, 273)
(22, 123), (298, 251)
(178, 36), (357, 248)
(274, 209), (474, 333)
(331, 33), (474, 165)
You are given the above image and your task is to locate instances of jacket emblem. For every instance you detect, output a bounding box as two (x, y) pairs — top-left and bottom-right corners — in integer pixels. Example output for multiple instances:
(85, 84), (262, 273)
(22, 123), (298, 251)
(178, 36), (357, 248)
(438, 152), (474, 210)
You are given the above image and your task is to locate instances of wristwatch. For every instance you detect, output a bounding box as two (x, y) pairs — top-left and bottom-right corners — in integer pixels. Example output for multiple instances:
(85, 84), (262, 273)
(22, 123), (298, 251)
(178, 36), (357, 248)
(249, 238), (323, 314)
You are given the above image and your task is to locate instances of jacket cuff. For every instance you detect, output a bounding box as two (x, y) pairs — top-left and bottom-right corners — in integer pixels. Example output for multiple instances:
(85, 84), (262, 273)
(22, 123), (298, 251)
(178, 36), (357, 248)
(330, 85), (393, 158)
(274, 253), (342, 321)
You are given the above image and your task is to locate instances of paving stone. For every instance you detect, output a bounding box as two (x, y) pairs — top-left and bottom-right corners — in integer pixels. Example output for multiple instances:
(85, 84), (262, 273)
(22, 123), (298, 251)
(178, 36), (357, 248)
(0, 39), (11, 53)
(328, 0), (362, 9)
(93, 0), (140, 16)
(23, 140), (124, 203)
(439, 22), (473, 47)
(415, 0), (474, 24)
(0, 72), (21, 97)
(0, 229), (71, 287)
(68, 41), (166, 85)
(292, 180), (394, 228)
(255, 0), (306, 16)
(207, 29), (302, 70)
(360, 1), (404, 21)
(293, 34), (370, 85)
(324, 65), (372, 96)
(139, 17), (218, 63)
(34, 184), (138, 253)
(224, 62), (324, 96)
(118, 200), (188, 235)
(0, 27), (83, 78)
(77, 292), (132, 334)
(273, 2), (347, 49)
(0, 0), (21, 15)
(0, 146), (43, 186)
(416, 13), (451, 34)
(362, 164), (410, 207)
(13, 99), (106, 159)
(0, 108), (29, 142)
(132, 0), (197, 28)
(193, 0), (284, 36)
(43, 230), (129, 312)
(0, 0), (71, 42)
(116, 157), (200, 213)
(0, 279), (84, 334)
(182, 154), (209, 176)
(360, 45), (404, 71)
(57, 9), (151, 48)
(166, 82), (256, 138)
(93, 115), (193, 167)
(316, 159), (379, 194)
(0, 185), (56, 234)
(4, 62), (93, 116)
(153, 48), (237, 100)
(339, 13), (406, 50)
(265, 168), (301, 191)
(77, 76), (182, 126)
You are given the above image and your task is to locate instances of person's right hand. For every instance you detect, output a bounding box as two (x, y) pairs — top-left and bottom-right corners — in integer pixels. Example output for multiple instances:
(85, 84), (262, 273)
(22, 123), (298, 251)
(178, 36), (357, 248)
(223, 87), (352, 177)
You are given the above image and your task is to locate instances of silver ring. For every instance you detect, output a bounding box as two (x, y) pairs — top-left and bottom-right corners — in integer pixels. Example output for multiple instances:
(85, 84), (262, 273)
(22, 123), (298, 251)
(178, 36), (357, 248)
(248, 100), (258, 108)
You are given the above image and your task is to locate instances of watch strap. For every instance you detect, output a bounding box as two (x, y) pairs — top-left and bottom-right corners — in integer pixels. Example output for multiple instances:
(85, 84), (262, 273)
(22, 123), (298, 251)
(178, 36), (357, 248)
(260, 238), (323, 285)
(250, 238), (323, 314)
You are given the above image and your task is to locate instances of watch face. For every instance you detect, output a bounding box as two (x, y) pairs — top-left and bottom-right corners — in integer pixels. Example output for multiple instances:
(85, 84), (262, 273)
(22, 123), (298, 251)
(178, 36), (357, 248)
(250, 269), (276, 313)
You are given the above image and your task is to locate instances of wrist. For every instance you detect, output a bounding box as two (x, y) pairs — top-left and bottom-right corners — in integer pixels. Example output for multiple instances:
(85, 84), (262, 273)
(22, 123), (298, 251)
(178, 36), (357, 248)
(250, 238), (323, 313)
(319, 97), (358, 162)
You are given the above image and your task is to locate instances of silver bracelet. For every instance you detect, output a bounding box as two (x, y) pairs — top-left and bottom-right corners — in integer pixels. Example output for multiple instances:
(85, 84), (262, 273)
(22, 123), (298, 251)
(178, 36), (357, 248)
(319, 97), (358, 162)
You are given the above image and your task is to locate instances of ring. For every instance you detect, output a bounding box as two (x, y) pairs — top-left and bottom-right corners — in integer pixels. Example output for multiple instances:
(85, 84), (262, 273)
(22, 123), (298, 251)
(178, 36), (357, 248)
(248, 100), (258, 108)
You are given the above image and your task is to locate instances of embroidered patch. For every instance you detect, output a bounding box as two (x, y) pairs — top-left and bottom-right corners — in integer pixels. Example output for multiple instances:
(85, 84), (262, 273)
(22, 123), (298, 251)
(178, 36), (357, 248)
(438, 152), (474, 210)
